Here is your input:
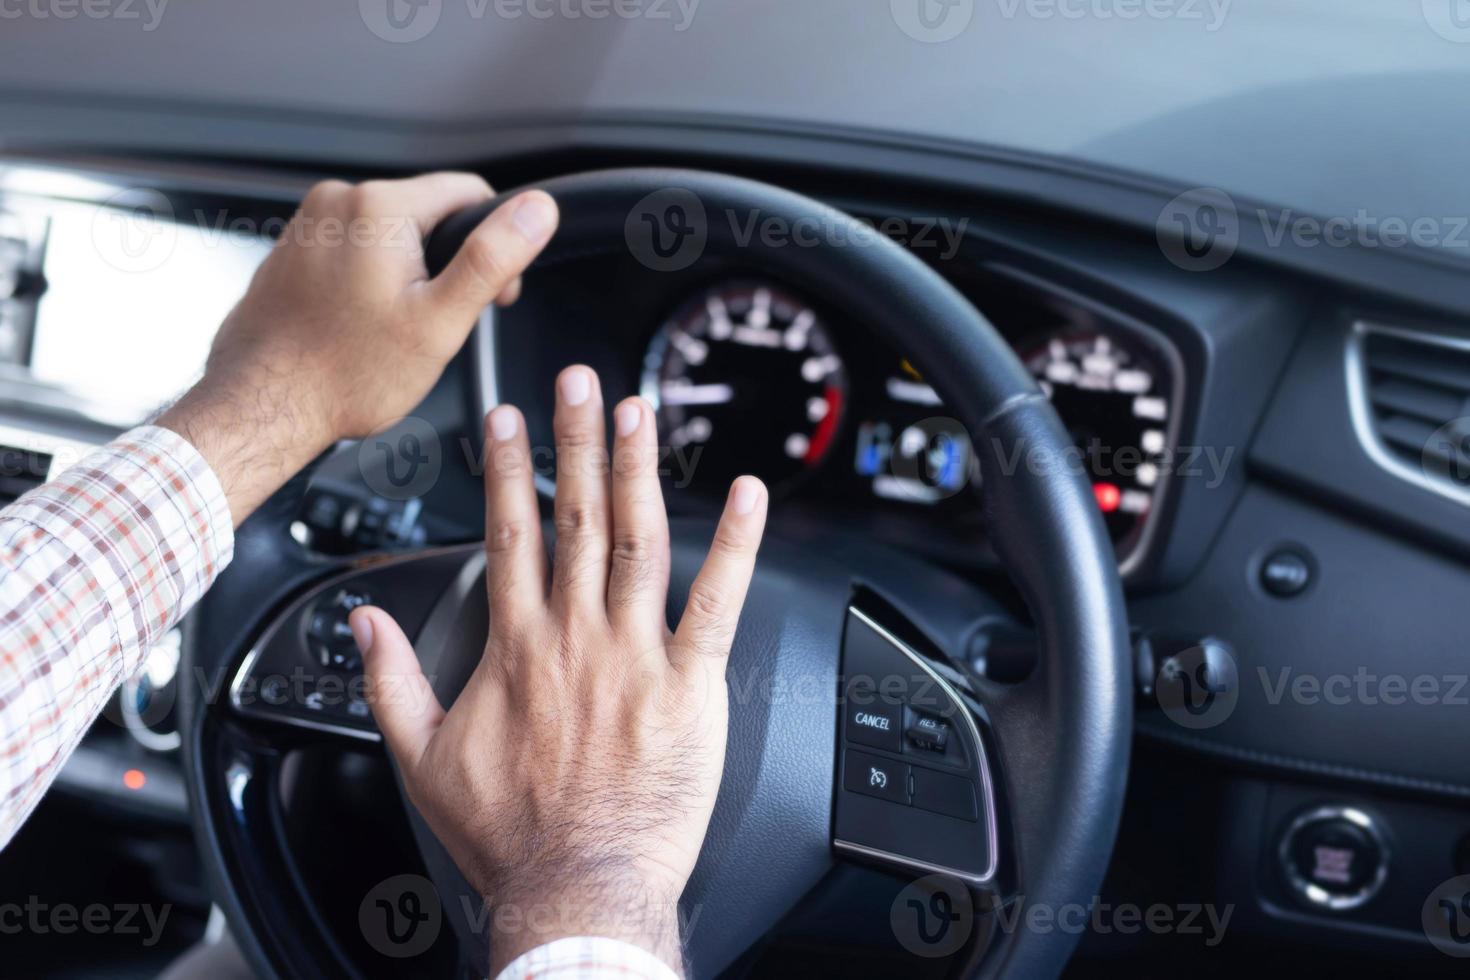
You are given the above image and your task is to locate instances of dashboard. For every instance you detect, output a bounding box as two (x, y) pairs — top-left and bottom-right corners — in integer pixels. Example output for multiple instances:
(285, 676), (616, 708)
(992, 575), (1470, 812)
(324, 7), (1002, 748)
(2, 151), (1470, 973)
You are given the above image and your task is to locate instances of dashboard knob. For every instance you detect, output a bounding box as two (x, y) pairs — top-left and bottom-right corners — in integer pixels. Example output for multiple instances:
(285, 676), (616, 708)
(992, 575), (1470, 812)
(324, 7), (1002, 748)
(1260, 547), (1314, 598)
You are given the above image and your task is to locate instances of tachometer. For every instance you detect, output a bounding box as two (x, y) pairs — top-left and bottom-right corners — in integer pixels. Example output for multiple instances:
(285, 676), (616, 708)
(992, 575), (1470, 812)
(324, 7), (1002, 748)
(642, 281), (847, 491)
(1021, 326), (1172, 550)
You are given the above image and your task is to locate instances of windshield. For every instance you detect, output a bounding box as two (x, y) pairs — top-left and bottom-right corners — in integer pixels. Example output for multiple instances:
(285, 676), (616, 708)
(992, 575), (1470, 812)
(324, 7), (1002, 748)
(1, 2), (1464, 257)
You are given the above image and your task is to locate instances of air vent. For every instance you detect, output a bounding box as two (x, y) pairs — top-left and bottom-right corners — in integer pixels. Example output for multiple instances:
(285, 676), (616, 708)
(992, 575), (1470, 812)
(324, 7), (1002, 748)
(1348, 321), (1470, 505)
(0, 442), (50, 506)
(0, 424), (95, 507)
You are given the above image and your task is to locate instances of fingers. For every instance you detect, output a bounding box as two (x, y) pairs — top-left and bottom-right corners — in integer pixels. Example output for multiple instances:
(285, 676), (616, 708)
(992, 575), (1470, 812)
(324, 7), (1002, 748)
(495, 276), (524, 308)
(483, 404), (548, 625)
(672, 477), (768, 669)
(375, 171), (496, 234)
(353, 606), (446, 770)
(606, 397), (671, 631)
(425, 190), (558, 325)
(550, 366), (612, 612)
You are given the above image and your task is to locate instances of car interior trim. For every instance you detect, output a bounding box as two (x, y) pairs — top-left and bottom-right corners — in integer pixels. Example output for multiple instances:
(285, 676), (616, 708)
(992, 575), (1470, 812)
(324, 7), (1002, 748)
(833, 606), (1000, 887)
(223, 549), (511, 745)
(1135, 720), (1470, 801)
(228, 641), (382, 744)
(1345, 318), (1470, 509)
(473, 304), (557, 499)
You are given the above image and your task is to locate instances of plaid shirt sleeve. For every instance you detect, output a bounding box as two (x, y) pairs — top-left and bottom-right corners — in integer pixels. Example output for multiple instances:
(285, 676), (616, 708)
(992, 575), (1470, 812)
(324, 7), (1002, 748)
(494, 936), (682, 980)
(0, 425), (234, 849)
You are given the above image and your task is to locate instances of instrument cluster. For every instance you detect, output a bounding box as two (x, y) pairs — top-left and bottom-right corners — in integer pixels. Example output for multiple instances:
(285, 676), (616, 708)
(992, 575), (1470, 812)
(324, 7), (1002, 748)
(640, 274), (1179, 565)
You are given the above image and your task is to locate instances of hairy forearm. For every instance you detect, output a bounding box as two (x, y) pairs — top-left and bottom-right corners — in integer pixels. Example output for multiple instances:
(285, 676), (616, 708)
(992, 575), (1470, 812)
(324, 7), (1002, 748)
(157, 365), (333, 527)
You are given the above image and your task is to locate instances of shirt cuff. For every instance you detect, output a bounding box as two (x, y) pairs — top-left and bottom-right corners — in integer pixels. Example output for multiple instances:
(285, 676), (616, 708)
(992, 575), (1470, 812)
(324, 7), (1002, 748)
(493, 937), (682, 980)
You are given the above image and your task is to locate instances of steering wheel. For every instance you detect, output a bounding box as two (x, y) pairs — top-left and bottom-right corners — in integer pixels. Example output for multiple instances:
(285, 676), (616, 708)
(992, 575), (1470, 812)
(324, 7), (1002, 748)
(180, 169), (1131, 979)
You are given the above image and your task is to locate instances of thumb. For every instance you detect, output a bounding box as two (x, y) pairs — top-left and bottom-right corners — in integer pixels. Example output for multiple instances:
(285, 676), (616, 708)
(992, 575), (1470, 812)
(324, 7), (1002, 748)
(424, 189), (558, 324)
(351, 606), (445, 770)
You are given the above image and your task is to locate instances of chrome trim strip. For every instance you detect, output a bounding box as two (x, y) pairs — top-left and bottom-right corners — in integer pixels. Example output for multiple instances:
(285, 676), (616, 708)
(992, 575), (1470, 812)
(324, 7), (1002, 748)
(229, 641), (380, 744)
(227, 544), (481, 743)
(1113, 317), (1185, 580)
(833, 840), (994, 887)
(0, 156), (317, 206)
(413, 550), (487, 683)
(1345, 319), (1470, 508)
(473, 305), (498, 416)
(835, 607), (1001, 888)
(473, 303), (557, 498)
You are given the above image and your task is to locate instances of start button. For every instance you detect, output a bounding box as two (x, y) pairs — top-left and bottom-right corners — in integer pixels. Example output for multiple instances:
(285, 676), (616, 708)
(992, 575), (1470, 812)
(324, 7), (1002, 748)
(1279, 805), (1388, 911)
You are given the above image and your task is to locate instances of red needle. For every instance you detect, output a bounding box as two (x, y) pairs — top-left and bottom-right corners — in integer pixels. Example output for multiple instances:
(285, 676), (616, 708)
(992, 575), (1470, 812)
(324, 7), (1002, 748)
(805, 385), (843, 464)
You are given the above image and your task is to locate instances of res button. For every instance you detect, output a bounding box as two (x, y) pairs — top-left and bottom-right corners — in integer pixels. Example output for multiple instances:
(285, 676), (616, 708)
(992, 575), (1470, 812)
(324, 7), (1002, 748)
(906, 713), (951, 753)
(846, 696), (903, 753)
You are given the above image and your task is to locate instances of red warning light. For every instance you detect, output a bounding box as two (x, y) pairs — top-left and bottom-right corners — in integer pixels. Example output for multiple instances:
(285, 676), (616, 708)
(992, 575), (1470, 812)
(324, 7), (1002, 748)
(122, 769), (146, 791)
(1093, 482), (1122, 513)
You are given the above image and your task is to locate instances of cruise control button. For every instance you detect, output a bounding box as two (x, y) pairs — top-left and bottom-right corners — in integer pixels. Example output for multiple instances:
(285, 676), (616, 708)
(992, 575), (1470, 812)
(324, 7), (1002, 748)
(906, 713), (950, 753)
(844, 750), (910, 805)
(846, 696), (903, 752)
(911, 766), (977, 821)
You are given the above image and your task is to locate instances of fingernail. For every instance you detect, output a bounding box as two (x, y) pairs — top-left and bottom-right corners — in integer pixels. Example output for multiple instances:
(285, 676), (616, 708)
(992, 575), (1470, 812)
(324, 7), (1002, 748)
(615, 401), (642, 437)
(731, 478), (761, 515)
(512, 193), (556, 245)
(349, 611), (374, 654)
(489, 405), (519, 441)
(559, 367), (591, 407)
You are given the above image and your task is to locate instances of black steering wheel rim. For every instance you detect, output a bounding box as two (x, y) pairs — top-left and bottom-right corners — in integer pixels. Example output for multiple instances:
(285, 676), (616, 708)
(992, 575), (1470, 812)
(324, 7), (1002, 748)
(182, 168), (1131, 980)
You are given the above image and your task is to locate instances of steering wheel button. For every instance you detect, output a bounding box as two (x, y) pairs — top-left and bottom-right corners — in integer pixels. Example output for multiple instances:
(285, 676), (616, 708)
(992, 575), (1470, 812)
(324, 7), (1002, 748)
(323, 646), (362, 673)
(905, 713), (950, 752)
(844, 750), (910, 805)
(911, 766), (978, 822)
(846, 698), (903, 752)
(306, 589), (373, 673)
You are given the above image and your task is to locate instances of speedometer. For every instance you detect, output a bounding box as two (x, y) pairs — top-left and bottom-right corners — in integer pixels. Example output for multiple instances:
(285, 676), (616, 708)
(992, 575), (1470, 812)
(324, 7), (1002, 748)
(642, 281), (847, 492)
(1021, 326), (1172, 551)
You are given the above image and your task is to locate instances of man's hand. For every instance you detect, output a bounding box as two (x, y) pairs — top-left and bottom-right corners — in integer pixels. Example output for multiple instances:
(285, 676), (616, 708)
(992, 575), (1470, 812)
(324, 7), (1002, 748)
(159, 172), (558, 523)
(350, 366), (768, 975)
